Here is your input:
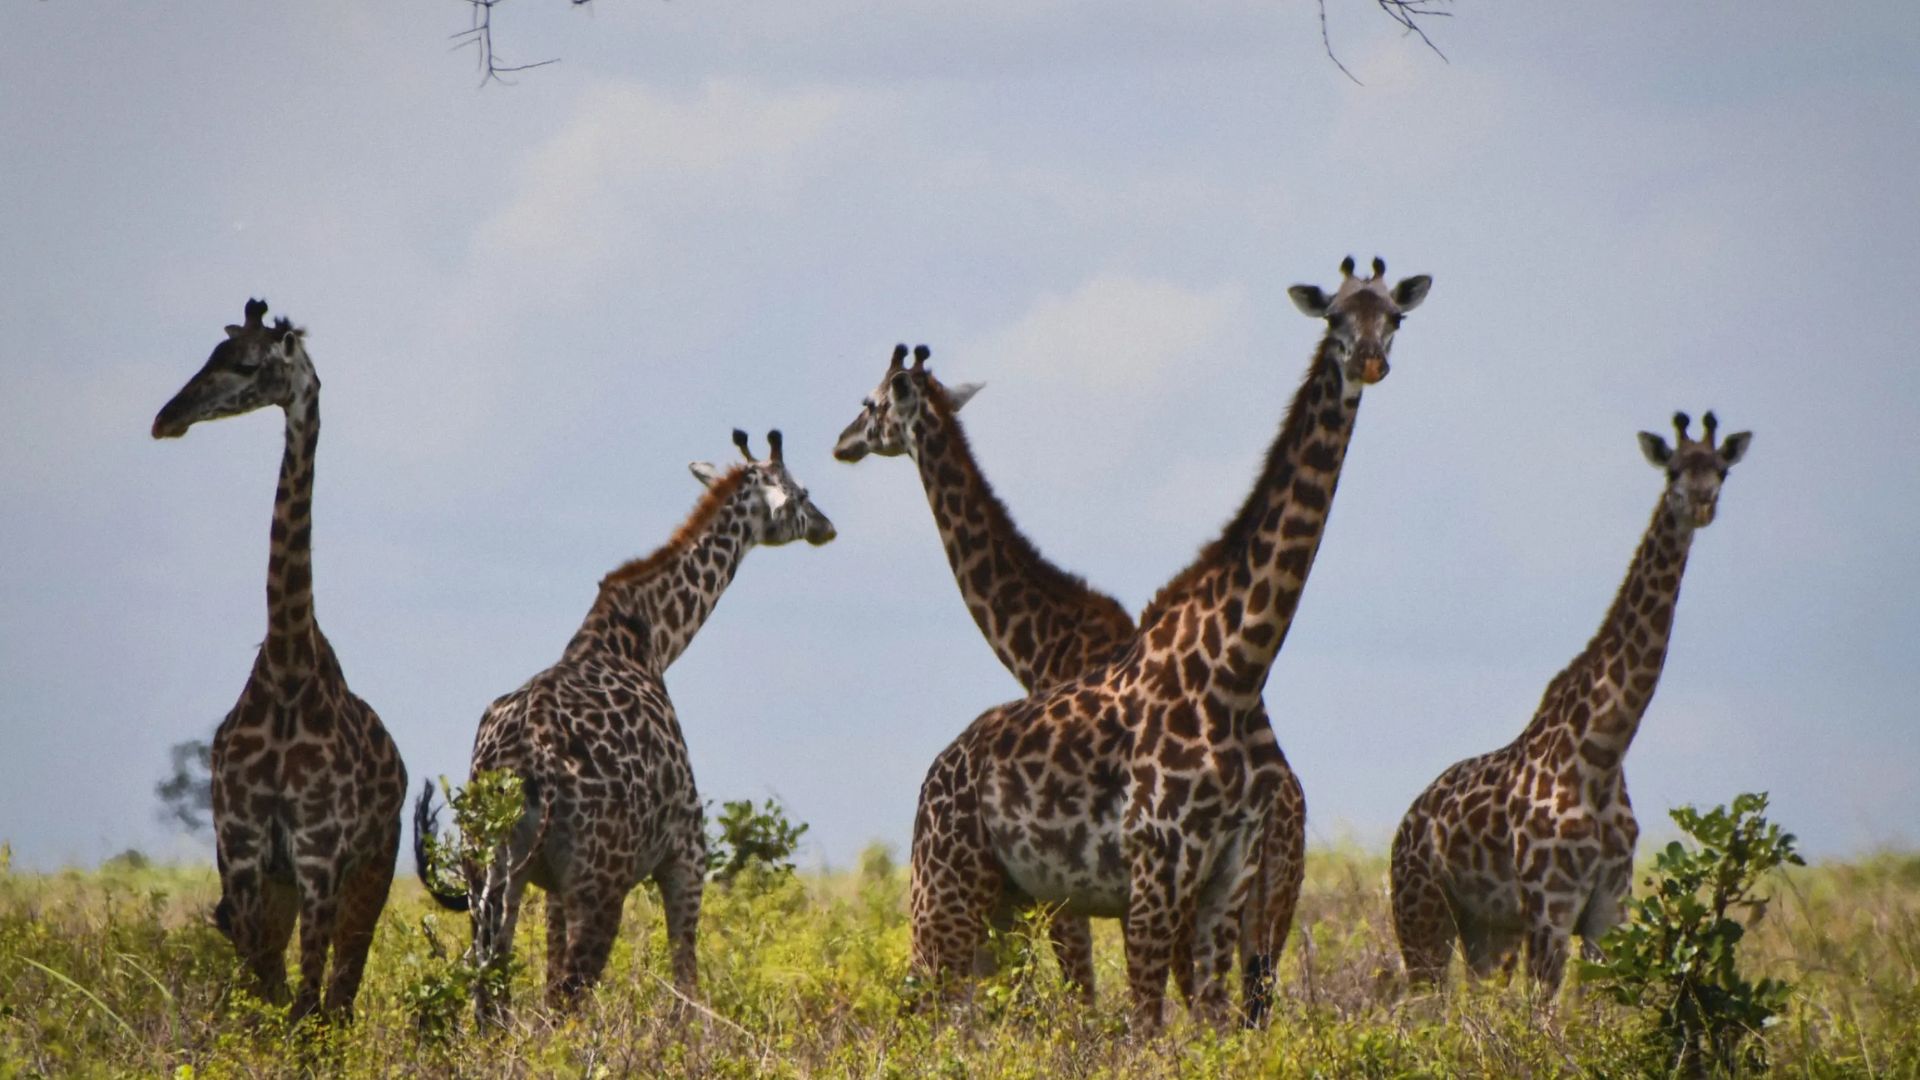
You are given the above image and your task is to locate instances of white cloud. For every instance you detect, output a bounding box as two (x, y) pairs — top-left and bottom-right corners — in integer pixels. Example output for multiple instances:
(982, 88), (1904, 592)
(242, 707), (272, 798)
(957, 274), (1247, 400)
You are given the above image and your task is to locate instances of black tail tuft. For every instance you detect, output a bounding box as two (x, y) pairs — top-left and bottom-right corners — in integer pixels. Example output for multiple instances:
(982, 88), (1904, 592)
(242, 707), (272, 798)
(413, 778), (470, 912)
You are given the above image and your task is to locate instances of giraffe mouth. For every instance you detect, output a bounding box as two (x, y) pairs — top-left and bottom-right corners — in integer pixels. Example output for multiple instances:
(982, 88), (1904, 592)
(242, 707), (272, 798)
(1358, 356), (1389, 384)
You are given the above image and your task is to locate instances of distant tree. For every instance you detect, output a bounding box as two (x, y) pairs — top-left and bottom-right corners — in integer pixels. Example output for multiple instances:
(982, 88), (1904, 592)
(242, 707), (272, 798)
(155, 738), (213, 834)
(454, 0), (1453, 86)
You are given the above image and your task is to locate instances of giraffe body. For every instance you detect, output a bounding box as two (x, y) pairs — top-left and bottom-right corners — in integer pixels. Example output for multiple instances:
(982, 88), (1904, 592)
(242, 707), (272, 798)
(152, 300), (408, 1020)
(834, 344), (1306, 1019)
(1391, 412), (1752, 994)
(415, 430), (834, 1020)
(908, 260), (1430, 1028)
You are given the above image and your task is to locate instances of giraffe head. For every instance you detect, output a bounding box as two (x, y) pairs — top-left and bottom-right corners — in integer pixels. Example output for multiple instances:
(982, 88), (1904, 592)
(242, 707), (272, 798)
(832, 343), (983, 462)
(1637, 411), (1752, 528)
(1287, 256), (1431, 387)
(691, 429), (837, 546)
(152, 299), (312, 439)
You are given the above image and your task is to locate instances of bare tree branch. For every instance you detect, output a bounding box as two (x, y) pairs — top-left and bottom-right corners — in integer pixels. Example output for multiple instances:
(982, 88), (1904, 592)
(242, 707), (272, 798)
(1318, 0), (1453, 86)
(454, 0), (573, 87)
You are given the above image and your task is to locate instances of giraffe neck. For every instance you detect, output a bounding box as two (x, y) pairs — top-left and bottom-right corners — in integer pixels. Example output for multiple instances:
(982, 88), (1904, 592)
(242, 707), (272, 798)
(907, 385), (1135, 692)
(1524, 497), (1696, 767)
(262, 366), (321, 672)
(569, 477), (757, 674)
(1139, 341), (1361, 712)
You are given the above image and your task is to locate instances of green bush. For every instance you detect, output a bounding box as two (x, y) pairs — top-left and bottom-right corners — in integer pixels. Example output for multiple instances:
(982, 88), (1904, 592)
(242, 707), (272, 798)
(707, 797), (809, 887)
(411, 768), (531, 1036)
(1582, 791), (1804, 1074)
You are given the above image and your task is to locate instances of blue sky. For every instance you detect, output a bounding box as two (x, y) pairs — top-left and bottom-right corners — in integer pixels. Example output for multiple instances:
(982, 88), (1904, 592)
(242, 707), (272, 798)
(3, 2), (1916, 870)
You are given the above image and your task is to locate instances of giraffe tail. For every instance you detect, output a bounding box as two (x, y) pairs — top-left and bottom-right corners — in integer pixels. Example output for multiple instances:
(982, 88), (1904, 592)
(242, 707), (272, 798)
(412, 778), (471, 912)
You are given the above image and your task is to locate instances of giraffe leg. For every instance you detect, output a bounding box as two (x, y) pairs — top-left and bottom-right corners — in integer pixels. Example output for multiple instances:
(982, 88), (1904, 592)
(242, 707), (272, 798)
(221, 866), (298, 1006)
(1122, 833), (1192, 1034)
(553, 879), (624, 1011)
(1172, 931), (1196, 1007)
(656, 852), (705, 1001)
(1046, 913), (1096, 1004)
(1186, 853), (1252, 1029)
(908, 754), (1001, 999)
(472, 866), (529, 1026)
(1460, 914), (1519, 980)
(1242, 773), (1305, 1026)
(1521, 884), (1575, 1000)
(1390, 824), (1456, 988)
(322, 822), (399, 1019)
(290, 868), (342, 1022)
(543, 890), (569, 1003)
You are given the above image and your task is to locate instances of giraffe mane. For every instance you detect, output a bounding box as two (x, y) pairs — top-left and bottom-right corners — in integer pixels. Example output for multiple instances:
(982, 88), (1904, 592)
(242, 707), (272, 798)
(1140, 342), (1331, 626)
(598, 466), (752, 590)
(923, 378), (1134, 623)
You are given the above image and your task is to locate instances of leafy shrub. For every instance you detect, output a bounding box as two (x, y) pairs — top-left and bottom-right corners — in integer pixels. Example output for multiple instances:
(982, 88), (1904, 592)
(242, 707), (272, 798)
(1582, 791), (1804, 1074)
(707, 798), (808, 887)
(411, 769), (530, 1036)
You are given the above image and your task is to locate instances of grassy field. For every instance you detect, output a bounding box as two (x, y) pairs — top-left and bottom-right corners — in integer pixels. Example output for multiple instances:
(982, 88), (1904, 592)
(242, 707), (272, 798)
(1, 842), (1916, 1078)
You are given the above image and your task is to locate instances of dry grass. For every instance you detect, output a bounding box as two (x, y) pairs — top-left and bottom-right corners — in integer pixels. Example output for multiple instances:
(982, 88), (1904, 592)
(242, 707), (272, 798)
(1, 843), (1915, 1077)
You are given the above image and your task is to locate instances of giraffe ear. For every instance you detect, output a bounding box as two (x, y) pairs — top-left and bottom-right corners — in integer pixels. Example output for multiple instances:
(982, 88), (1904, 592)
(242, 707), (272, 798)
(1638, 432), (1673, 467)
(225, 325), (245, 339)
(688, 461), (726, 488)
(945, 382), (984, 411)
(1717, 430), (1752, 466)
(1288, 285), (1331, 317)
(1393, 275), (1432, 312)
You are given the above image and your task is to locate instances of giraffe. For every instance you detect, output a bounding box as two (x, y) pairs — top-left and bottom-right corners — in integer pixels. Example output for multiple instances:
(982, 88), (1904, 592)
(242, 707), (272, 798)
(151, 299), (408, 1021)
(1390, 411), (1752, 996)
(908, 258), (1430, 1029)
(414, 429), (835, 1021)
(833, 344), (1307, 1022)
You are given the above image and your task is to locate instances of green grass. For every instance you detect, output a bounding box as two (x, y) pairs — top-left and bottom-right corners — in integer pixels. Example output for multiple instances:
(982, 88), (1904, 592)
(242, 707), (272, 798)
(1, 844), (1916, 1078)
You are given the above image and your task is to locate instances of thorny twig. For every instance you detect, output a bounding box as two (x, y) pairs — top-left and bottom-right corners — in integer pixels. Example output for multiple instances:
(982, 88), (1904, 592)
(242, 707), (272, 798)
(1318, 0), (1453, 86)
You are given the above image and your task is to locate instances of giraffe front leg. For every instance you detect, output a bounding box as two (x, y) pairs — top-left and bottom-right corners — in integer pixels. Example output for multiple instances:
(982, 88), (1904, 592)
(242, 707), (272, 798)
(1122, 840), (1188, 1035)
(1046, 913), (1097, 1004)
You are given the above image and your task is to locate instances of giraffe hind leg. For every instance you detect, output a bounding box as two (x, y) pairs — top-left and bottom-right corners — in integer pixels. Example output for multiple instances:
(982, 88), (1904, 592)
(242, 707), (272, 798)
(323, 821), (400, 1019)
(222, 869), (298, 1006)
(553, 878), (625, 1011)
(1390, 835), (1456, 988)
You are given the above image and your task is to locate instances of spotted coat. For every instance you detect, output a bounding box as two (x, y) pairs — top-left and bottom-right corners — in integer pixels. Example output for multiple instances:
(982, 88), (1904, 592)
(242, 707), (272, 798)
(152, 299), (407, 1021)
(908, 260), (1430, 1029)
(1391, 412), (1752, 994)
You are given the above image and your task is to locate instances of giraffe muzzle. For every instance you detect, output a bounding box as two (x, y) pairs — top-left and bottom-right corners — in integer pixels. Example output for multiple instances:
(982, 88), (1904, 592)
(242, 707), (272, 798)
(1358, 356), (1389, 384)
